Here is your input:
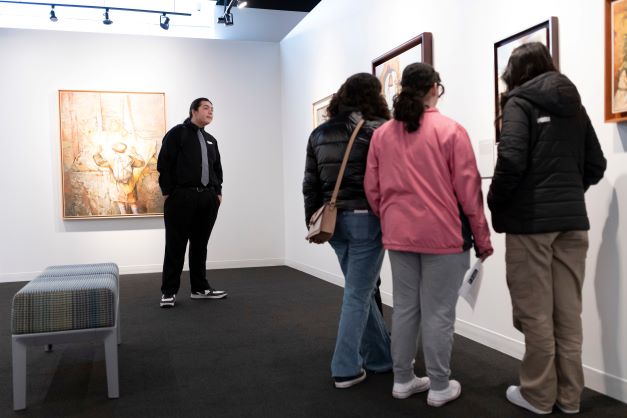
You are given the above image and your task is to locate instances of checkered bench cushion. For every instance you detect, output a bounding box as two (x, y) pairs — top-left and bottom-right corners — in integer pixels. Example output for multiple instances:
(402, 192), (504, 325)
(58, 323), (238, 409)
(11, 274), (117, 335)
(41, 263), (119, 279)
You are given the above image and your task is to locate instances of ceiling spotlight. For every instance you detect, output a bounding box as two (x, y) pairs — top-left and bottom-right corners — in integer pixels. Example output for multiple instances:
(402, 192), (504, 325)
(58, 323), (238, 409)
(102, 8), (112, 25)
(160, 13), (170, 30)
(49, 5), (58, 22)
(237, 1), (247, 8)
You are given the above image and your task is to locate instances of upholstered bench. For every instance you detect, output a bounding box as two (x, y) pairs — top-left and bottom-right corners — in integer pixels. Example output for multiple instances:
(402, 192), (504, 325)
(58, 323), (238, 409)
(11, 266), (120, 411)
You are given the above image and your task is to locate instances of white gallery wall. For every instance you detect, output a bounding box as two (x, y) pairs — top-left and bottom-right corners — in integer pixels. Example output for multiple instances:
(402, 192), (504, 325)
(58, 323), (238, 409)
(0, 28), (285, 282)
(281, 0), (627, 402)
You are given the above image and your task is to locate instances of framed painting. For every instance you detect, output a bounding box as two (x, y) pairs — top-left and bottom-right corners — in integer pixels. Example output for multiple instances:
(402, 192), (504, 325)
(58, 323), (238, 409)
(59, 90), (167, 219)
(372, 33), (433, 110)
(312, 94), (332, 128)
(494, 17), (559, 139)
(606, 0), (627, 122)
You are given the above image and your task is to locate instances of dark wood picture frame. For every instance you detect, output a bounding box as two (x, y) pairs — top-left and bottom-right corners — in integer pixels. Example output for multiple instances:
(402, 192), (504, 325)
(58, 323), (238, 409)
(606, 0), (627, 122)
(372, 33), (433, 109)
(494, 17), (559, 139)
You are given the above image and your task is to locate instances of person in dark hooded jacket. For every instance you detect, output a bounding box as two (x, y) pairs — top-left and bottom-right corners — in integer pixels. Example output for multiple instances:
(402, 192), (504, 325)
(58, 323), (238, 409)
(488, 42), (606, 415)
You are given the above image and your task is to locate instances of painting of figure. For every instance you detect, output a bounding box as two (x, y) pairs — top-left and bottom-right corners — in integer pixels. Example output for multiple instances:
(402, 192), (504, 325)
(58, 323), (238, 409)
(372, 33), (433, 110)
(59, 90), (166, 218)
(612, 0), (627, 113)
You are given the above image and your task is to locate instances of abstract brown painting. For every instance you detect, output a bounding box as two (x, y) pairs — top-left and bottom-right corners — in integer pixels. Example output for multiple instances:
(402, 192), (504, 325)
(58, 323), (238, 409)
(59, 90), (166, 219)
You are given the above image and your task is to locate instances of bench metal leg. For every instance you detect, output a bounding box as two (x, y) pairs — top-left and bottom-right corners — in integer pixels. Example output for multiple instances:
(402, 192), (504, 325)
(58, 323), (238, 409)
(12, 338), (27, 411)
(104, 331), (119, 398)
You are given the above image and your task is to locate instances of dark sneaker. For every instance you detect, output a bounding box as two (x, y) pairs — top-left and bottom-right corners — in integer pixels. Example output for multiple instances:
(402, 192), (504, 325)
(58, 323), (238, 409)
(160, 294), (175, 308)
(334, 369), (366, 389)
(191, 288), (227, 299)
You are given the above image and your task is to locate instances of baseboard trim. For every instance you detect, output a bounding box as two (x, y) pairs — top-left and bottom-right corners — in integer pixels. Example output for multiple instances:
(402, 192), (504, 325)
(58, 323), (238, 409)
(456, 320), (627, 403)
(288, 261), (627, 404)
(0, 258), (285, 283)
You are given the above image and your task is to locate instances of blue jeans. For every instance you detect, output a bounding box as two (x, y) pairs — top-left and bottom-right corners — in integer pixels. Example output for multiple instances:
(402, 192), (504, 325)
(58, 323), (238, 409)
(329, 210), (392, 377)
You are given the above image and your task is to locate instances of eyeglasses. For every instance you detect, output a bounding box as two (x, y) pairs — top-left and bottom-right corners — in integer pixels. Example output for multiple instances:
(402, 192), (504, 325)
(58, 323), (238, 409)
(437, 83), (445, 98)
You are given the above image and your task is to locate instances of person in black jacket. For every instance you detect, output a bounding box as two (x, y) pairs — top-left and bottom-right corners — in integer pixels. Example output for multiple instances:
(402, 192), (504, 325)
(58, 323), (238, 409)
(157, 98), (227, 308)
(488, 43), (606, 414)
(303, 73), (392, 388)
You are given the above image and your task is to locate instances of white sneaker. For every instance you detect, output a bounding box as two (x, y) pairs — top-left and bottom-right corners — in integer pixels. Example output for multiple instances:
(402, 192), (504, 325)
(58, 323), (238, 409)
(392, 375), (430, 399)
(506, 386), (551, 414)
(556, 402), (579, 414)
(427, 379), (461, 407)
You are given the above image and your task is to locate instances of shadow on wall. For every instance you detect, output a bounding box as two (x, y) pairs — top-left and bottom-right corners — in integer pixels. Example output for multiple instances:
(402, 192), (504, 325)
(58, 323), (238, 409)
(616, 124), (627, 152)
(594, 178), (625, 399)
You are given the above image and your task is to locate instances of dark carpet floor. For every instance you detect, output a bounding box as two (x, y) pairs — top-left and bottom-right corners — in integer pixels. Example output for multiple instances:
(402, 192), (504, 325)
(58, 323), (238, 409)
(0, 266), (625, 417)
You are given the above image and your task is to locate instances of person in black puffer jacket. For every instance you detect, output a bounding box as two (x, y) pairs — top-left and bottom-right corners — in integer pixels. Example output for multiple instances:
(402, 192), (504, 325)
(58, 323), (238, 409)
(302, 73), (392, 388)
(488, 43), (606, 415)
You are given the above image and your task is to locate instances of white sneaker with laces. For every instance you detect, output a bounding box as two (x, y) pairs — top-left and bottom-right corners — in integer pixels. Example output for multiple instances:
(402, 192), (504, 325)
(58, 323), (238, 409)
(191, 288), (227, 299)
(392, 375), (430, 399)
(427, 379), (461, 407)
(556, 402), (579, 414)
(506, 385), (551, 414)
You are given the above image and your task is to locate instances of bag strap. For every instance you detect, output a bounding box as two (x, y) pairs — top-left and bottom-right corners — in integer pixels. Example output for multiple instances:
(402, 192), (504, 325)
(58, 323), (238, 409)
(329, 118), (365, 207)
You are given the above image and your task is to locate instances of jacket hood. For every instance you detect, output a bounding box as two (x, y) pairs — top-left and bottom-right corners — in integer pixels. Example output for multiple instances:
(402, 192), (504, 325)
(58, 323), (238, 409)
(507, 71), (581, 117)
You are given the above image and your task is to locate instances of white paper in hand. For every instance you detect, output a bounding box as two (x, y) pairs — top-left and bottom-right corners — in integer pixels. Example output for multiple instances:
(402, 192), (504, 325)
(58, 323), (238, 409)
(458, 259), (483, 310)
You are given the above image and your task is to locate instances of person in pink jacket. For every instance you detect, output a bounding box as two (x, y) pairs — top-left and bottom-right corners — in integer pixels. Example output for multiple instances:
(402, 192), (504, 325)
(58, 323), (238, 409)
(365, 63), (493, 407)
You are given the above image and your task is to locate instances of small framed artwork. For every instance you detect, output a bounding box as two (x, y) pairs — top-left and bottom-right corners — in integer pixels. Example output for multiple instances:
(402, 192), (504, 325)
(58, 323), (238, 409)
(372, 33), (433, 110)
(312, 94), (332, 128)
(606, 0), (627, 122)
(494, 17), (559, 139)
(59, 90), (167, 219)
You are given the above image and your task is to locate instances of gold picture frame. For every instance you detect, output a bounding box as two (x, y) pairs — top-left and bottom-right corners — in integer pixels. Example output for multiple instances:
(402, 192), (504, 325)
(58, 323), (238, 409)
(59, 90), (167, 219)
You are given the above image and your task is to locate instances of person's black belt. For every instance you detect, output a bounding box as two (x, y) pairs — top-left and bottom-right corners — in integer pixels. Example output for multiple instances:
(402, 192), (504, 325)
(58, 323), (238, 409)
(179, 185), (215, 192)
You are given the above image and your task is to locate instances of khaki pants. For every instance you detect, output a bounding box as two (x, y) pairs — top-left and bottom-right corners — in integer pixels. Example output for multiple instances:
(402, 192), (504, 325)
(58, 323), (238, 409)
(506, 231), (588, 412)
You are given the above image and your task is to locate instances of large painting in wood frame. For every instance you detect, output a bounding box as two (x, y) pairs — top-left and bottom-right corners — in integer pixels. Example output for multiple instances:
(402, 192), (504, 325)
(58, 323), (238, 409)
(494, 17), (559, 139)
(606, 0), (627, 122)
(59, 90), (166, 219)
(372, 33), (433, 110)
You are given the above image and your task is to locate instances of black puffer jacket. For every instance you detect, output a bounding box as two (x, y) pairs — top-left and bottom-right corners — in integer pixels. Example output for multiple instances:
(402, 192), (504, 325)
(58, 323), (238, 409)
(487, 71), (606, 234)
(303, 111), (384, 224)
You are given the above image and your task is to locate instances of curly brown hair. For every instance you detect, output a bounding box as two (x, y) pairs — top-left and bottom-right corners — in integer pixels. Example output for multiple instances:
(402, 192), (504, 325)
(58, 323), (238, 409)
(327, 73), (390, 120)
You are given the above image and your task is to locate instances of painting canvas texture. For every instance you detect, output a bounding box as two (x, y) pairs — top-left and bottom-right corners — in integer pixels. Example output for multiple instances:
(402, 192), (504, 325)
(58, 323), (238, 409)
(59, 91), (166, 218)
(613, 0), (627, 113)
(374, 47), (422, 110)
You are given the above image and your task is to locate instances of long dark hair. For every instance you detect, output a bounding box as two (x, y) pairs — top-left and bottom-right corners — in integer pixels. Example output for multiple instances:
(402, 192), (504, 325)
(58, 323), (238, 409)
(188, 97), (212, 118)
(393, 63), (440, 133)
(500, 42), (557, 109)
(327, 73), (390, 120)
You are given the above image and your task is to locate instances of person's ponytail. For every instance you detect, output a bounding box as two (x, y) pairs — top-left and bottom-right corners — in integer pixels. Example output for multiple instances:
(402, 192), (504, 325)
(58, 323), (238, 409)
(392, 63), (440, 133)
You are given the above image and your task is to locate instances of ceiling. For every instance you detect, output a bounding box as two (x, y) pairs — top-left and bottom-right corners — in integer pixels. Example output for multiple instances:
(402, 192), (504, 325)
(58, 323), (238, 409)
(216, 0), (321, 13)
(0, 0), (321, 42)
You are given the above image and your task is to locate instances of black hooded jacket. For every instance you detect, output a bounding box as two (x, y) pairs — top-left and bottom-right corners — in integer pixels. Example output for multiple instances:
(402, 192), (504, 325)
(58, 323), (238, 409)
(302, 111), (384, 224)
(487, 71), (606, 234)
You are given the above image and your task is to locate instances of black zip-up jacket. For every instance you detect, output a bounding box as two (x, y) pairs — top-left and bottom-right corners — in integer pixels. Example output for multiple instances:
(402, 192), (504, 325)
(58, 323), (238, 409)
(157, 118), (223, 196)
(303, 111), (384, 224)
(487, 71), (606, 234)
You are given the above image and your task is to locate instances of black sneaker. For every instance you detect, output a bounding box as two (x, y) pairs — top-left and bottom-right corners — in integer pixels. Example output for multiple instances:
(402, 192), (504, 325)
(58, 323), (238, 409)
(334, 369), (366, 389)
(191, 288), (227, 299)
(160, 294), (176, 308)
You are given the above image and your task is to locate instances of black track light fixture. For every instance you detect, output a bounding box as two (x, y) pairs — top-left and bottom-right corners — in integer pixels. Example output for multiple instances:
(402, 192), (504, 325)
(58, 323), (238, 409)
(0, 1), (192, 28)
(49, 5), (57, 22)
(102, 8), (112, 25)
(159, 13), (170, 30)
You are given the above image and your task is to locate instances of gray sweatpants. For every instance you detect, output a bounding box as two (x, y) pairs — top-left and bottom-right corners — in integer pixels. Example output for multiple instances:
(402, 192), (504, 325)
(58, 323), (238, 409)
(389, 250), (469, 390)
